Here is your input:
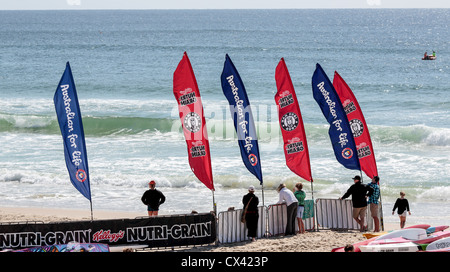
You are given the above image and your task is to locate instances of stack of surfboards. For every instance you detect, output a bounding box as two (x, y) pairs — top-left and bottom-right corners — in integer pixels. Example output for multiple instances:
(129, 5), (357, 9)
(359, 225), (450, 252)
(424, 236), (450, 252)
(332, 225), (450, 252)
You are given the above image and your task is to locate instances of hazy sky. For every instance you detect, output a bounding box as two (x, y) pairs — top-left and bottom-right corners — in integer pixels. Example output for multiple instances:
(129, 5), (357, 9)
(0, 0), (449, 10)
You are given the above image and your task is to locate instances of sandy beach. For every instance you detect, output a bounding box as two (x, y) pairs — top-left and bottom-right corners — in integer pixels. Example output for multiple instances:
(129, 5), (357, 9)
(0, 206), (401, 252)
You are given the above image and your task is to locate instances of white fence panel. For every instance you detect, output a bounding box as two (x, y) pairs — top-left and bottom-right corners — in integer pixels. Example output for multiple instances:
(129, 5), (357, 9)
(217, 206), (266, 244)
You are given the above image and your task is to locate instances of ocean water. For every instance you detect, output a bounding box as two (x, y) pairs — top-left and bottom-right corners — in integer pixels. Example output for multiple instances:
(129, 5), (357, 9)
(0, 9), (449, 226)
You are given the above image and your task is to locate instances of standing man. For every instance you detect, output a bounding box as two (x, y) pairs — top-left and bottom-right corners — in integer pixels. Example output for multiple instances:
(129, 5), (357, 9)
(340, 176), (374, 232)
(141, 180), (166, 216)
(367, 176), (381, 232)
(277, 183), (298, 236)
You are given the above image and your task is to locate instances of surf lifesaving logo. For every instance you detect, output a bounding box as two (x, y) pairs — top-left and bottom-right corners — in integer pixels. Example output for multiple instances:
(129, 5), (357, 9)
(248, 154), (258, 166)
(341, 148), (354, 160)
(76, 169), (87, 182)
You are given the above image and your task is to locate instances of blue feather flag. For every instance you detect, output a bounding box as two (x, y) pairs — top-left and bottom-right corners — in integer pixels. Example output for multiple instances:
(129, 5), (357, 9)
(220, 54), (263, 184)
(54, 62), (92, 201)
(312, 63), (360, 171)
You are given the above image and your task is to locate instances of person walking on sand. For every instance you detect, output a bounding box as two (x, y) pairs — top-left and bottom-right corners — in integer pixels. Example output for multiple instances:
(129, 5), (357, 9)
(392, 191), (411, 229)
(277, 183), (298, 236)
(242, 185), (259, 242)
(367, 176), (381, 232)
(340, 175), (374, 232)
(141, 180), (165, 216)
(294, 182), (306, 234)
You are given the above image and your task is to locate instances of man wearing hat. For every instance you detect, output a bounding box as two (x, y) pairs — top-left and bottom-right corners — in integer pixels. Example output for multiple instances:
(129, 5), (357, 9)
(242, 185), (259, 241)
(277, 183), (298, 236)
(141, 180), (166, 216)
(340, 175), (374, 232)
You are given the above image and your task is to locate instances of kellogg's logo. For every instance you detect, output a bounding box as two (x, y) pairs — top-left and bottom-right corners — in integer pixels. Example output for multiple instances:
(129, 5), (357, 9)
(93, 229), (124, 243)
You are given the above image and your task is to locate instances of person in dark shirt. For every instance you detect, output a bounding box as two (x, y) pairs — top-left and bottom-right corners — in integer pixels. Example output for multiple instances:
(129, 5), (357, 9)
(242, 185), (259, 241)
(340, 175), (374, 232)
(392, 191), (411, 228)
(141, 180), (166, 216)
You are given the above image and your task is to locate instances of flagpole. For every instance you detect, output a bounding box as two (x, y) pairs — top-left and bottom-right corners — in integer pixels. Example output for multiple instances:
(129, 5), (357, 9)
(261, 184), (265, 207)
(310, 178), (316, 231)
(378, 178), (385, 231)
(90, 200), (93, 221)
(212, 190), (217, 216)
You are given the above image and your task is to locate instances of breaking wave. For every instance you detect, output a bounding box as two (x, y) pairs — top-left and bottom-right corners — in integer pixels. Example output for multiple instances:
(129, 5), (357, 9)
(370, 124), (450, 147)
(1, 111), (449, 147)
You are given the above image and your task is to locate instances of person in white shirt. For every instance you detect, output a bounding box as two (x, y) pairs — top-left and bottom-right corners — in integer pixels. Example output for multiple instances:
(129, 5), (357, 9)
(277, 183), (298, 235)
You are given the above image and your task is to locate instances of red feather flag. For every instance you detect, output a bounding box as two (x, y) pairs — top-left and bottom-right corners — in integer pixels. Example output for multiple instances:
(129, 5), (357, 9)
(173, 52), (214, 190)
(275, 58), (313, 182)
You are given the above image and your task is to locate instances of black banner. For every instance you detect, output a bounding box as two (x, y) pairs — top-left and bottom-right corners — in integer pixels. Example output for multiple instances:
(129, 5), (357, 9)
(0, 213), (216, 250)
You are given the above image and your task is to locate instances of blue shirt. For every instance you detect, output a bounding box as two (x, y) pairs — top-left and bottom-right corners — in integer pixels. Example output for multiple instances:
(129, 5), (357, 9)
(367, 182), (380, 204)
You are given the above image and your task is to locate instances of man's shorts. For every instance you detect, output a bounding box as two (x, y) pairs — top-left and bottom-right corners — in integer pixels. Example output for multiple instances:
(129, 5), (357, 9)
(369, 203), (378, 216)
(353, 206), (367, 219)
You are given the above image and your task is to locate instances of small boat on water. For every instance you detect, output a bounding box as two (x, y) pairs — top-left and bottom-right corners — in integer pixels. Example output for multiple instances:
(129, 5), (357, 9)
(422, 55), (436, 60)
(422, 51), (436, 60)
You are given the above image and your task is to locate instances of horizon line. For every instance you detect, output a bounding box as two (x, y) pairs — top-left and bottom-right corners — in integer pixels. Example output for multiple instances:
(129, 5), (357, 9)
(1, 7), (449, 11)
